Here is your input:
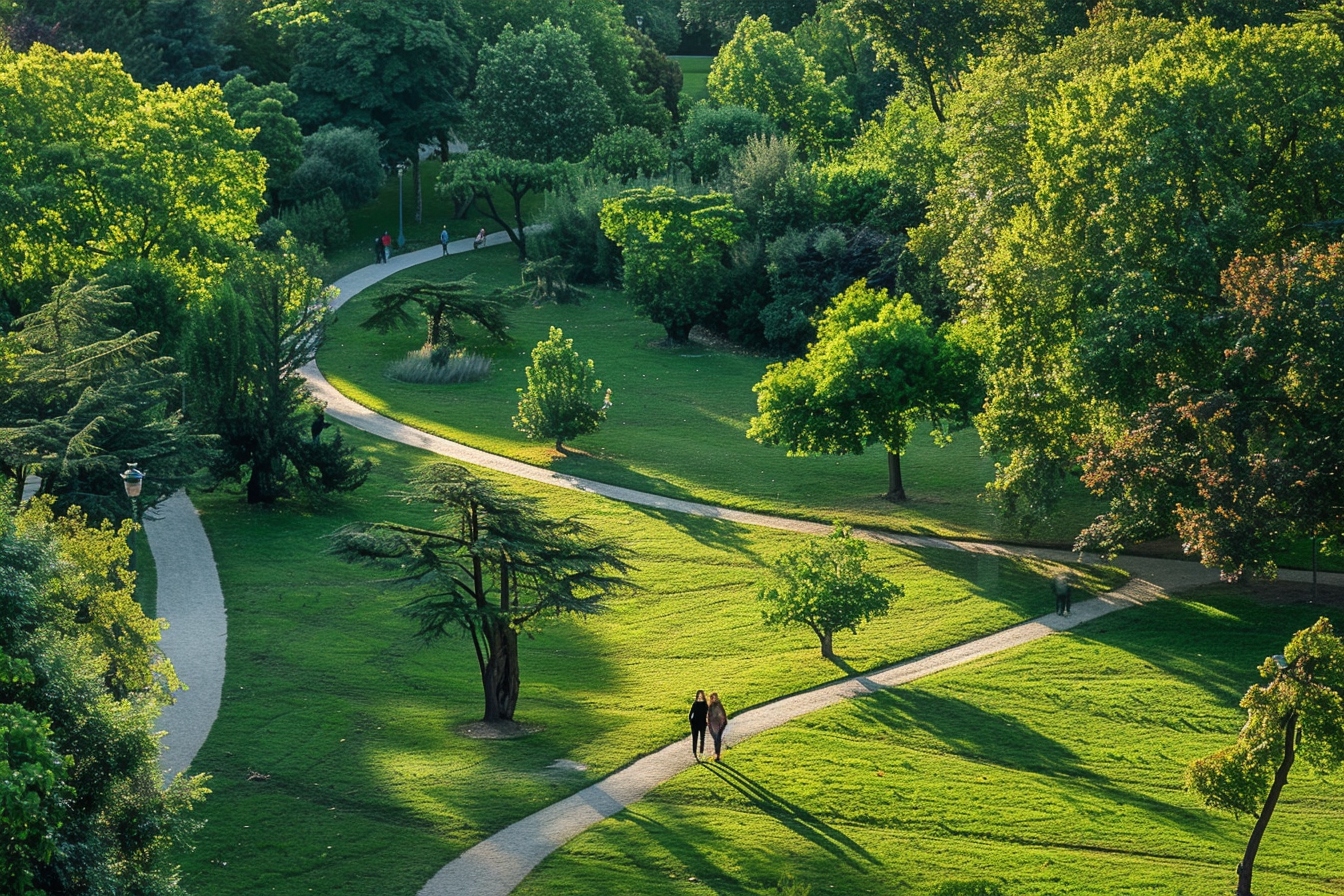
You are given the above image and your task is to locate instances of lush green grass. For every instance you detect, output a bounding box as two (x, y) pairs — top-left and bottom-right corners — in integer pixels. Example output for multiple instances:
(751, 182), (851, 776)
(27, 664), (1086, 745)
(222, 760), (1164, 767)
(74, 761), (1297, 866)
(317, 160), (544, 282)
(174, 429), (1122, 896)
(674, 56), (714, 103)
(318, 251), (1103, 545)
(514, 590), (1344, 896)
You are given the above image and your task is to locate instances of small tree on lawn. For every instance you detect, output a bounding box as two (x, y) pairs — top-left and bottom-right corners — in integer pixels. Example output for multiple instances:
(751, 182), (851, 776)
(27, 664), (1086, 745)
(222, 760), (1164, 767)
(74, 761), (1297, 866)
(748, 280), (978, 501)
(514, 327), (608, 451)
(330, 463), (632, 721)
(360, 278), (512, 350)
(1186, 617), (1344, 896)
(758, 523), (902, 659)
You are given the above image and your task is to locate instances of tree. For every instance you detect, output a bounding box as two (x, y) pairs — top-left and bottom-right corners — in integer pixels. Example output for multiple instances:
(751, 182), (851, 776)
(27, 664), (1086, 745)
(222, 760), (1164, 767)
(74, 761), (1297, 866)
(586, 125), (670, 182)
(678, 102), (777, 182)
(221, 75), (304, 212)
(471, 21), (615, 163)
(513, 327), (608, 451)
(1078, 243), (1344, 580)
(263, 0), (472, 223)
(285, 125), (385, 209)
(759, 522), (901, 659)
(0, 279), (215, 519)
(0, 498), (207, 895)
(914, 17), (1344, 526)
(748, 281), (978, 501)
(331, 463), (632, 721)
(1187, 617), (1344, 896)
(360, 278), (512, 350)
(599, 185), (744, 342)
(438, 152), (566, 262)
(140, 0), (237, 86)
(0, 44), (265, 314)
(708, 15), (852, 156)
(184, 238), (370, 504)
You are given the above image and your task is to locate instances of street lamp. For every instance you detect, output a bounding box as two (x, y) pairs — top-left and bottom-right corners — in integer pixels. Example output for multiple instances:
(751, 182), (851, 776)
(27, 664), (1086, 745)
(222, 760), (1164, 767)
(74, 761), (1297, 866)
(635, 13), (644, 30)
(121, 462), (145, 572)
(396, 160), (408, 248)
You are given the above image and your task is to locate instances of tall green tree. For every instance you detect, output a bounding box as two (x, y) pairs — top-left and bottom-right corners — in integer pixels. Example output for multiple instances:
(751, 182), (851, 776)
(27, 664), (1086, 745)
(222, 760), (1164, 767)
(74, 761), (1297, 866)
(263, 0), (472, 222)
(1187, 617), (1344, 896)
(360, 278), (511, 350)
(599, 186), (744, 342)
(184, 238), (369, 504)
(748, 281), (977, 500)
(513, 327), (608, 452)
(331, 463), (632, 721)
(470, 21), (614, 163)
(759, 522), (901, 659)
(221, 75), (304, 213)
(0, 44), (265, 315)
(0, 498), (206, 896)
(708, 15), (852, 156)
(437, 151), (566, 261)
(0, 279), (214, 519)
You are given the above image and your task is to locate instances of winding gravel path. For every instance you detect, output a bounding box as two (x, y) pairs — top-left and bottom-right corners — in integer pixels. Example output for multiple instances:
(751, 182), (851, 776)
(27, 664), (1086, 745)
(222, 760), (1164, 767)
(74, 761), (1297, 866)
(149, 235), (1344, 893)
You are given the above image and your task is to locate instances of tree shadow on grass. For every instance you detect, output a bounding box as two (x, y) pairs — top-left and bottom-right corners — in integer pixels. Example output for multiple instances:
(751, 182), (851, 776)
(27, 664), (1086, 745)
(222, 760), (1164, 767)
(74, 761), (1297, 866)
(907, 547), (1122, 622)
(849, 689), (1218, 834)
(699, 760), (880, 870)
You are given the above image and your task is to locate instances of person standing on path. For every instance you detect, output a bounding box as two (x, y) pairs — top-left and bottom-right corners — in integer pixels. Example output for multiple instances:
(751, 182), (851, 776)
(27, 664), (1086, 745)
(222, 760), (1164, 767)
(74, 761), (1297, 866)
(440, 226), (450, 255)
(1054, 574), (1071, 616)
(381, 230), (392, 261)
(373, 235), (384, 264)
(474, 227), (487, 250)
(688, 690), (709, 759)
(706, 693), (728, 762)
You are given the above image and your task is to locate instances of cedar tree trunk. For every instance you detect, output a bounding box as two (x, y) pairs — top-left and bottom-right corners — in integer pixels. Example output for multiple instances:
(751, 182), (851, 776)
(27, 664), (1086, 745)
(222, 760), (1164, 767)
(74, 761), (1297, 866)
(481, 620), (520, 721)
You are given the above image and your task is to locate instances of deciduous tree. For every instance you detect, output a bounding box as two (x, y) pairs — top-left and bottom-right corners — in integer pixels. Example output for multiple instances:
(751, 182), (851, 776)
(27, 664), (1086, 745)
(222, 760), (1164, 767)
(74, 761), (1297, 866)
(513, 327), (607, 451)
(437, 151), (567, 261)
(1187, 617), (1344, 896)
(748, 281), (977, 500)
(759, 522), (900, 658)
(331, 463), (632, 721)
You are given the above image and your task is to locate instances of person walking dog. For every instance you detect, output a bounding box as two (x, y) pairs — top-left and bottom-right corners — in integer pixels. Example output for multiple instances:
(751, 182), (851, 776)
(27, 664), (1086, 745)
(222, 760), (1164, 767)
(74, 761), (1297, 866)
(706, 693), (728, 762)
(688, 690), (708, 759)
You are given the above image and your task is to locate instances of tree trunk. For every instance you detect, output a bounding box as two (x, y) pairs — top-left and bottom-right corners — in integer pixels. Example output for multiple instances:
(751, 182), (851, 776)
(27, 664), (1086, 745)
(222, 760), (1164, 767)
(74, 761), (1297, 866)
(413, 157), (423, 225)
(554, 437), (564, 452)
(246, 457), (280, 504)
(664, 321), (693, 344)
(427, 307), (443, 348)
(886, 450), (907, 502)
(819, 629), (834, 659)
(1236, 710), (1298, 896)
(480, 622), (520, 721)
(511, 190), (528, 261)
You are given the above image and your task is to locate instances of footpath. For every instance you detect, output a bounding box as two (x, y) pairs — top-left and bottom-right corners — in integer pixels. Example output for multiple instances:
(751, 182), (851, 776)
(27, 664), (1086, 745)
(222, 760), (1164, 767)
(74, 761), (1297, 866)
(147, 234), (1344, 893)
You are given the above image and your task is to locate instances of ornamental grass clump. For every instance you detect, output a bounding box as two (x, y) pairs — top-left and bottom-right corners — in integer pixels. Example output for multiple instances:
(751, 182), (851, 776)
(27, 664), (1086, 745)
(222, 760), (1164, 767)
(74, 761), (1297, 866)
(386, 347), (491, 384)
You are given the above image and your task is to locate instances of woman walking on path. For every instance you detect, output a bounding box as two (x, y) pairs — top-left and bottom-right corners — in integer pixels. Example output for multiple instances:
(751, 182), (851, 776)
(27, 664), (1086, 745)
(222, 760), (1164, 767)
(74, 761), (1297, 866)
(688, 690), (709, 759)
(706, 693), (728, 762)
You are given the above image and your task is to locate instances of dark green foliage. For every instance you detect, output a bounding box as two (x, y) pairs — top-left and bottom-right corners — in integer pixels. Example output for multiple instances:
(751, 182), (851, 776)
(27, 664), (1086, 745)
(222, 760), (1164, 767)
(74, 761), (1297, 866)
(680, 0), (819, 41)
(625, 0), (684, 52)
(587, 125), (670, 182)
(531, 178), (625, 285)
(276, 189), (350, 252)
(285, 125), (386, 209)
(360, 278), (512, 350)
(727, 133), (817, 240)
(0, 279), (215, 519)
(330, 462), (633, 720)
(677, 102), (778, 182)
(222, 76), (304, 209)
(141, 0), (237, 86)
(629, 22), (684, 115)
(185, 241), (369, 504)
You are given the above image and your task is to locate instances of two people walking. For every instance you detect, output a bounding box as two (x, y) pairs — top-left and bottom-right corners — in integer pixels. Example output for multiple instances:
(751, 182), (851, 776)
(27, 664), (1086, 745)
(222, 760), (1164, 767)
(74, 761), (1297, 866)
(689, 690), (728, 762)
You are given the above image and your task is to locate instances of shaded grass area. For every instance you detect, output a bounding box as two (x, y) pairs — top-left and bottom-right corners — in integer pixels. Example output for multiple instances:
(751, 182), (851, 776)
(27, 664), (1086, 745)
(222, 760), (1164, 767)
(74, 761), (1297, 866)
(317, 160), (544, 282)
(174, 429), (1122, 896)
(673, 55), (713, 103)
(514, 590), (1344, 896)
(318, 252), (1104, 545)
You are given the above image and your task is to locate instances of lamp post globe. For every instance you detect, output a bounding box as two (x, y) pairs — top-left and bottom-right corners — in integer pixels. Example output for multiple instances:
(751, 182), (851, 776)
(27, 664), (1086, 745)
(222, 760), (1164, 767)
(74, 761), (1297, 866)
(120, 462), (145, 572)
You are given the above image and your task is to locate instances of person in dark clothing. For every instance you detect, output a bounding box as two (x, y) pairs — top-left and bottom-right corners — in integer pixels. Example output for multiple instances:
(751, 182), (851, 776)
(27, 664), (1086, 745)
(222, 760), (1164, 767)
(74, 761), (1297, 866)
(688, 690), (708, 759)
(373, 236), (383, 264)
(1054, 574), (1071, 616)
(706, 692), (728, 761)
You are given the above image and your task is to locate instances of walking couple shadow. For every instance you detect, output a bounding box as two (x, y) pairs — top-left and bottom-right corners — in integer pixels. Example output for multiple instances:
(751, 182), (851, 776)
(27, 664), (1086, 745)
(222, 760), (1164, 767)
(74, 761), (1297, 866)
(688, 689), (728, 762)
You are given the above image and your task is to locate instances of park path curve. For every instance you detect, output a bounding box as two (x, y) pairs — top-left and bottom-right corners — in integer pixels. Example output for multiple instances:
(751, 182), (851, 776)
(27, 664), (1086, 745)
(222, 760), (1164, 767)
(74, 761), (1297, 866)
(306, 236), (1344, 895)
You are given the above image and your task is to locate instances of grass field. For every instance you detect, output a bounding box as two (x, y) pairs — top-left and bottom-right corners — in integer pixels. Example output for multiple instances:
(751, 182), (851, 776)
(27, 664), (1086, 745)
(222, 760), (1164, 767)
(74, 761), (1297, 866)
(674, 56), (713, 103)
(513, 589), (1344, 896)
(317, 249), (1104, 546)
(173, 429), (1122, 896)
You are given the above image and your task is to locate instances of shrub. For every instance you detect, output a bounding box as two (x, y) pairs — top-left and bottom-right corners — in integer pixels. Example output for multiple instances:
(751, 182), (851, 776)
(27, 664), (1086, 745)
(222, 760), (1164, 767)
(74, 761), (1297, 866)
(587, 125), (669, 182)
(386, 348), (492, 385)
(533, 177), (625, 285)
(285, 125), (385, 209)
(277, 189), (349, 251)
(677, 102), (776, 183)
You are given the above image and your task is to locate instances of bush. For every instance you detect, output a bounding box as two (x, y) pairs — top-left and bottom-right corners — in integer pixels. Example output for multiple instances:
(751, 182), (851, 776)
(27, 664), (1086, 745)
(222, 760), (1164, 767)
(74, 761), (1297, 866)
(285, 125), (385, 209)
(533, 177), (625, 285)
(277, 189), (349, 251)
(386, 348), (492, 384)
(728, 133), (817, 240)
(587, 125), (670, 182)
(678, 102), (776, 183)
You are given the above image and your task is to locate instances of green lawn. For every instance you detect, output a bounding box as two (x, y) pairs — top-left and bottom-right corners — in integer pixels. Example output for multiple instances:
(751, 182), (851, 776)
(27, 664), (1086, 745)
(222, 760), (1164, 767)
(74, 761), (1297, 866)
(674, 55), (714, 103)
(174, 429), (1122, 896)
(317, 159), (543, 283)
(317, 250), (1103, 545)
(513, 590), (1344, 896)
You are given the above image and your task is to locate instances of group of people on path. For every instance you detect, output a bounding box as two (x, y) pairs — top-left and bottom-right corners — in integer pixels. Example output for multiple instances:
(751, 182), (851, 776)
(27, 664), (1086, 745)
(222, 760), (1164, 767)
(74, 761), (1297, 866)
(377, 226), (489, 262)
(688, 690), (729, 762)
